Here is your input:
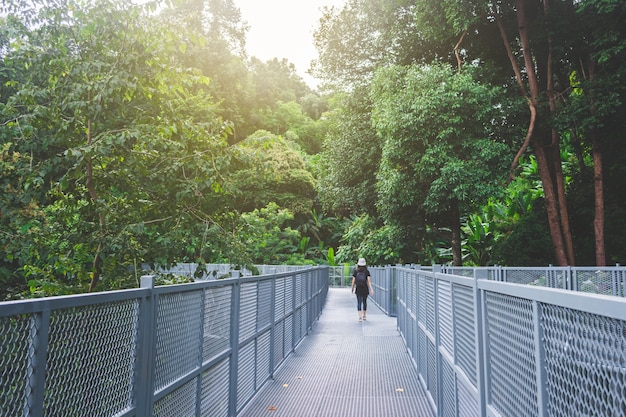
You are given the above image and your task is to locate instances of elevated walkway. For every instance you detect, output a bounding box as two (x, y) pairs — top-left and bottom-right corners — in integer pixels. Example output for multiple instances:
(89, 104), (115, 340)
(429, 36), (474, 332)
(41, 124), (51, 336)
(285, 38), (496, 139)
(4, 265), (625, 417)
(238, 287), (435, 417)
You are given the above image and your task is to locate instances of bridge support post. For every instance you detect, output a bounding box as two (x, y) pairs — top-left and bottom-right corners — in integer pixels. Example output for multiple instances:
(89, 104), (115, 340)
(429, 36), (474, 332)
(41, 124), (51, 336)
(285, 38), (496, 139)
(228, 273), (241, 417)
(135, 275), (156, 417)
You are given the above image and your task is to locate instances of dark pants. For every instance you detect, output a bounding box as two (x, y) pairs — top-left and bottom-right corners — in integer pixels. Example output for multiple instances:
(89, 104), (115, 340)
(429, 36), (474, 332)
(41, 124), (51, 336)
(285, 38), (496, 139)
(356, 293), (368, 311)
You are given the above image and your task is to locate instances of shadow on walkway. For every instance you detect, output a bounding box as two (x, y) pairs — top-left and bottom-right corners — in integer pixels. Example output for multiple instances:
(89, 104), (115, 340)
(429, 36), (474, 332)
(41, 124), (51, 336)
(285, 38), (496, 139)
(238, 287), (435, 417)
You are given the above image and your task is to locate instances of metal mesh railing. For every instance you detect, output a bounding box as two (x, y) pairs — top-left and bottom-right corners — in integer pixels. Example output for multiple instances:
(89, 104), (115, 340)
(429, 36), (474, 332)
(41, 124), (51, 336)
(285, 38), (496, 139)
(0, 315), (31, 417)
(484, 292), (538, 417)
(542, 304), (626, 416)
(0, 266), (328, 417)
(4, 263), (625, 417)
(442, 265), (626, 297)
(396, 267), (626, 417)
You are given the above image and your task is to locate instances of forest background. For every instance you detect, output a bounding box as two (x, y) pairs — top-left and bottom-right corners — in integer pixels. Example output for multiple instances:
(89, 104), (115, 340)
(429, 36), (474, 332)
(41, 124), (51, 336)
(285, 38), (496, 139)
(1, 0), (625, 299)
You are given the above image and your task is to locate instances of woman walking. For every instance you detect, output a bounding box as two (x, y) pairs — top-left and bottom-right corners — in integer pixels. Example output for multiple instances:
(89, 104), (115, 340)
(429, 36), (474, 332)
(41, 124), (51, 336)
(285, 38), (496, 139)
(351, 258), (374, 322)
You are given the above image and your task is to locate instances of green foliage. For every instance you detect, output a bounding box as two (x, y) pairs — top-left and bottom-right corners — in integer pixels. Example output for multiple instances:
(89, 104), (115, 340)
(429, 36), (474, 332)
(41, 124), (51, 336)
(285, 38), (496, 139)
(245, 58), (321, 141)
(326, 247), (336, 266)
(0, 0), (340, 299)
(313, 0), (436, 90)
(2, 0), (626, 300)
(462, 212), (500, 266)
(461, 155), (549, 266)
(336, 214), (402, 266)
(256, 101), (308, 136)
(239, 202), (306, 265)
(229, 130), (316, 216)
(0, 0), (242, 297)
(370, 63), (514, 263)
(491, 200), (555, 266)
(316, 88), (381, 216)
(313, 0), (626, 267)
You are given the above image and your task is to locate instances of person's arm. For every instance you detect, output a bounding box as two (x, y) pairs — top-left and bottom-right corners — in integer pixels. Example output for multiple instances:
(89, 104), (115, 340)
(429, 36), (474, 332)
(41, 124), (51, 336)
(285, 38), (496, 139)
(351, 276), (356, 293)
(367, 276), (374, 295)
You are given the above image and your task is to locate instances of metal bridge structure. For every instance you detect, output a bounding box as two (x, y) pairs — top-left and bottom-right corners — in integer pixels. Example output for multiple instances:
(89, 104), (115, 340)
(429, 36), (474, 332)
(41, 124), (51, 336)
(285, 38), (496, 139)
(1, 265), (625, 416)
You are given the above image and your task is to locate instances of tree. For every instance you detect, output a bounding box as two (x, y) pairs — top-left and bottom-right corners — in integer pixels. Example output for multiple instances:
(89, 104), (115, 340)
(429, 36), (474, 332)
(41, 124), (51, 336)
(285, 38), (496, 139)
(371, 63), (513, 265)
(316, 87), (381, 217)
(555, 0), (626, 265)
(228, 130), (316, 216)
(239, 202), (305, 265)
(0, 0), (236, 296)
(247, 58), (327, 152)
(312, 0), (444, 90)
(335, 214), (403, 266)
(160, 0), (255, 143)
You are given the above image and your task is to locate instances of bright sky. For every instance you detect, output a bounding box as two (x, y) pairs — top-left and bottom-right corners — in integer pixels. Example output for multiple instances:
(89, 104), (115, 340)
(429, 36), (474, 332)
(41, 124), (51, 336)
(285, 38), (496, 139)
(236, 0), (346, 89)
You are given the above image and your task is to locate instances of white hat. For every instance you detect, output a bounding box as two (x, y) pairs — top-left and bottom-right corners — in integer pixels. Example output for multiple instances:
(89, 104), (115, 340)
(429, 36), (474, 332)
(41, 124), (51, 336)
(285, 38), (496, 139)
(357, 258), (366, 266)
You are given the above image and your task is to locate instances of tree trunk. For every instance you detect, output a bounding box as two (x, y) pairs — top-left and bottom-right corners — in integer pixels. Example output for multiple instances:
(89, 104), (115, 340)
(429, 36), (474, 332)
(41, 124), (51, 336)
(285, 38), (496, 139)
(591, 133), (605, 265)
(543, 0), (575, 265)
(584, 60), (607, 266)
(508, 0), (574, 265)
(532, 142), (569, 265)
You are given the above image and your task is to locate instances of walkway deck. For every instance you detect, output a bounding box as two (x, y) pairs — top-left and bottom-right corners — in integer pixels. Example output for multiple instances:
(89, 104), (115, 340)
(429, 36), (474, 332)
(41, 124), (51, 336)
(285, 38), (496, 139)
(238, 287), (435, 417)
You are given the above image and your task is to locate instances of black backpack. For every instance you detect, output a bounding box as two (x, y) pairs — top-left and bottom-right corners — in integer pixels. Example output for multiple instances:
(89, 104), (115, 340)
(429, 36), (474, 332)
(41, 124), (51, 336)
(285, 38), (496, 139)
(355, 269), (368, 289)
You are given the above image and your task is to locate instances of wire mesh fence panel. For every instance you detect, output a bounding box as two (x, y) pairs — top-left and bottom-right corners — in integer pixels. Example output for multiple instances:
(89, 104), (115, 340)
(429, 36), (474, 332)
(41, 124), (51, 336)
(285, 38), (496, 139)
(200, 358), (229, 417)
(273, 320), (285, 368)
(154, 291), (203, 393)
(457, 379), (479, 417)
(542, 304), (626, 417)
(453, 284), (477, 387)
(503, 268), (550, 286)
(257, 280), (273, 332)
(573, 268), (622, 296)
(484, 292), (539, 417)
(441, 360), (457, 417)
(44, 300), (139, 417)
(442, 265), (626, 296)
(238, 282), (258, 344)
(438, 280), (454, 356)
(5, 264), (626, 417)
(256, 330), (272, 389)
(236, 341), (256, 411)
(153, 378), (197, 417)
(203, 285), (232, 363)
(427, 337), (438, 407)
(0, 314), (32, 416)
(0, 266), (329, 417)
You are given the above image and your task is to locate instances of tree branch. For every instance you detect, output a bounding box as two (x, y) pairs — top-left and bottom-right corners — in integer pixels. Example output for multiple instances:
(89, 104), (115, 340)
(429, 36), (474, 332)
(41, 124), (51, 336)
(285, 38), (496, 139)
(494, 11), (536, 182)
(454, 30), (467, 74)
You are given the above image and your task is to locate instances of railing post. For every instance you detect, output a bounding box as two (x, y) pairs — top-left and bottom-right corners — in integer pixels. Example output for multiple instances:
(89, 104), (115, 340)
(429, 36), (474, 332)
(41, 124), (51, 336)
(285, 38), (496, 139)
(291, 272), (297, 353)
(195, 280), (207, 416)
(136, 275), (156, 417)
(26, 310), (50, 417)
(474, 269), (488, 417)
(388, 266), (396, 317)
(533, 301), (548, 417)
(568, 265), (575, 292)
(269, 274), (277, 379)
(433, 274), (444, 416)
(228, 272), (241, 417)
